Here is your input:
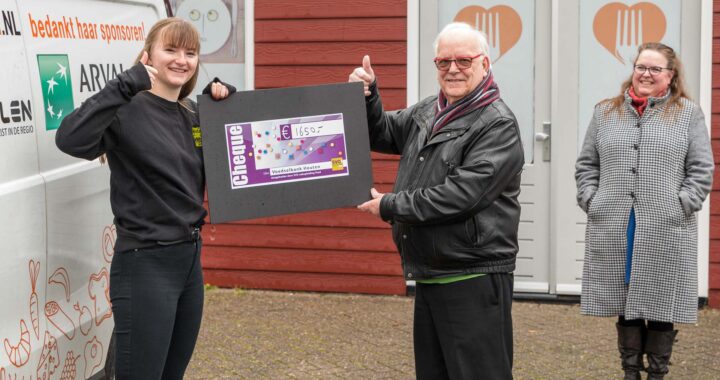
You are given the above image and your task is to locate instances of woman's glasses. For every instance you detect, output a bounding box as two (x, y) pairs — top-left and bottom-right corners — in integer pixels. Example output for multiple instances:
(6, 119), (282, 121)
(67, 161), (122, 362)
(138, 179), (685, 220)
(633, 65), (672, 76)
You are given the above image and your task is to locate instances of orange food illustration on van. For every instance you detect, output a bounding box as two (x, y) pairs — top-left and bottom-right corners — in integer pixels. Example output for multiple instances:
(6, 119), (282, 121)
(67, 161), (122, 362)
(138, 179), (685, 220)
(83, 337), (104, 379)
(454, 5), (522, 62)
(3, 320), (30, 367)
(593, 2), (666, 64)
(89, 268), (112, 325)
(36, 331), (60, 380)
(74, 302), (94, 336)
(29, 260), (41, 340)
(45, 301), (76, 340)
(59, 350), (81, 380)
(49, 267), (71, 302)
(102, 224), (117, 263)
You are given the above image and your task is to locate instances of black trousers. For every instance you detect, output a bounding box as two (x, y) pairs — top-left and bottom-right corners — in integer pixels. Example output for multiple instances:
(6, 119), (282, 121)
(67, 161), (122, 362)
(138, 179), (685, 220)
(110, 240), (204, 380)
(414, 273), (514, 380)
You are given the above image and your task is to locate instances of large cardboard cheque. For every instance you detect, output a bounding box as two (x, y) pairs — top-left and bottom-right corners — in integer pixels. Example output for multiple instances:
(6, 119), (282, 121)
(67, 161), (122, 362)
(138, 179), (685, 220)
(198, 82), (373, 223)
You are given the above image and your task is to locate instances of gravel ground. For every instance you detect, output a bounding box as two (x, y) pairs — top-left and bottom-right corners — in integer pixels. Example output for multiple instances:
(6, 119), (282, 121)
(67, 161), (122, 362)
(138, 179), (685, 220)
(186, 288), (720, 379)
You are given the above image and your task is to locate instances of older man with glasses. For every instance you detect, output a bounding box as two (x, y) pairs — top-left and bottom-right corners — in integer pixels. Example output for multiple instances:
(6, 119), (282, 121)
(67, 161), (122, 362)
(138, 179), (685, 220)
(349, 22), (523, 379)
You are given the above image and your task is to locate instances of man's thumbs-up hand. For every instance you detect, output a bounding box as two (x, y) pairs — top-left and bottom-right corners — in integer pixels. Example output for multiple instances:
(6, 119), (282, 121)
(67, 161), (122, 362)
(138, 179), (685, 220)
(349, 55), (376, 97)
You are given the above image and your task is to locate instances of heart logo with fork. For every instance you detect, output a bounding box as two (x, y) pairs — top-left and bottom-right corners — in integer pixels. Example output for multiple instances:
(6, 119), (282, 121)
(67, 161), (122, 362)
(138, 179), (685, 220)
(454, 5), (522, 63)
(593, 2), (666, 65)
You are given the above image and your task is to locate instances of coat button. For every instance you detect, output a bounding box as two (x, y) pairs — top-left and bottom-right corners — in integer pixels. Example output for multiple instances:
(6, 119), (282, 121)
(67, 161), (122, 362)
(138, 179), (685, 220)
(636, 123), (641, 128)
(631, 168), (637, 174)
(408, 273), (413, 278)
(633, 144), (639, 150)
(630, 192), (635, 198)
(402, 234), (407, 239)
(419, 156), (425, 162)
(446, 133), (451, 137)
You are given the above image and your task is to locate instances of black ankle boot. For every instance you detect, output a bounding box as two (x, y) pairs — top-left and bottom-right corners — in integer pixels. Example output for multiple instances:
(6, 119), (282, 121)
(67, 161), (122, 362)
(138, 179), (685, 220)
(616, 323), (645, 380)
(645, 329), (678, 380)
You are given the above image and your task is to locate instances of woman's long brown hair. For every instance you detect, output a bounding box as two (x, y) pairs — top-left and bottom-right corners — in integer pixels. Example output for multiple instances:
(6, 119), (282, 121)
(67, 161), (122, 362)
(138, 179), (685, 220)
(605, 42), (689, 112)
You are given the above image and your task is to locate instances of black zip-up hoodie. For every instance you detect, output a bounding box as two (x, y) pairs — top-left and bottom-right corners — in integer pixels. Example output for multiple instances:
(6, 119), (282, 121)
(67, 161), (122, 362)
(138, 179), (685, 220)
(56, 63), (231, 252)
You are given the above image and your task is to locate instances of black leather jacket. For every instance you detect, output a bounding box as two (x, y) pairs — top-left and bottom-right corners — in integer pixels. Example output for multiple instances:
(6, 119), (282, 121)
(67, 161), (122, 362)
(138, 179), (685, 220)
(366, 82), (524, 280)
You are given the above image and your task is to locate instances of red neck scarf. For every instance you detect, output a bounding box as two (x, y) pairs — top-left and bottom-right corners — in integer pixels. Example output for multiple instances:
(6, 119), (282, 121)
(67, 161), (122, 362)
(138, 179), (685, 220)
(628, 87), (648, 116)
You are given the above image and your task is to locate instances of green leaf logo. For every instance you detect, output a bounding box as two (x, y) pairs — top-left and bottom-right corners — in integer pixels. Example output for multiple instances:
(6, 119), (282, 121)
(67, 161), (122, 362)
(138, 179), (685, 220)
(37, 54), (74, 131)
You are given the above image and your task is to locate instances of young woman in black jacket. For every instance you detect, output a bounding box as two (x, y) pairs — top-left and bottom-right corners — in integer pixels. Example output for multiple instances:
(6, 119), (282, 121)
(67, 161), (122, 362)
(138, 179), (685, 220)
(56, 17), (232, 379)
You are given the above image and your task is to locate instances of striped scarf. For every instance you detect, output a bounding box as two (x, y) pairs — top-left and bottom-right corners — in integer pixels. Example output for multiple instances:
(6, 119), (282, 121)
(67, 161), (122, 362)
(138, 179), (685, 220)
(432, 69), (500, 134)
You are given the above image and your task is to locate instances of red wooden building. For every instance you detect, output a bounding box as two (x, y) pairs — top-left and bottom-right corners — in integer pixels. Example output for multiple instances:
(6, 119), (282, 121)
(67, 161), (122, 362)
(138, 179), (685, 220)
(708, 0), (720, 308)
(201, 0), (720, 308)
(202, 0), (409, 296)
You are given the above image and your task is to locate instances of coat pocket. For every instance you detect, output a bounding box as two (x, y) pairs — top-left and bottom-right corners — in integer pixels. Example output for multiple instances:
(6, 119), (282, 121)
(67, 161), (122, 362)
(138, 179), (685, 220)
(403, 222), (474, 269)
(664, 194), (690, 227)
(585, 222), (625, 259)
(587, 191), (603, 222)
(465, 215), (481, 247)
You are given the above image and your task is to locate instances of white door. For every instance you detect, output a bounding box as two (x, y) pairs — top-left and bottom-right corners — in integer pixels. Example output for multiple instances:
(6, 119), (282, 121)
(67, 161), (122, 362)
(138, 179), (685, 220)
(417, 0), (552, 293)
(551, 0), (707, 296)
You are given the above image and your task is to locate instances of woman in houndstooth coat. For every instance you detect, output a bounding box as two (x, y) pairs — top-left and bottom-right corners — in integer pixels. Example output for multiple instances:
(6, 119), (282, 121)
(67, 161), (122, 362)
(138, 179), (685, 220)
(575, 43), (713, 380)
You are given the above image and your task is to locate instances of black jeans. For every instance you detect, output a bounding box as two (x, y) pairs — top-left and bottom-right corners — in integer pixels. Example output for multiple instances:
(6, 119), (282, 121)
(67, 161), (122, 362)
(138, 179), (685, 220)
(414, 273), (514, 380)
(110, 240), (204, 379)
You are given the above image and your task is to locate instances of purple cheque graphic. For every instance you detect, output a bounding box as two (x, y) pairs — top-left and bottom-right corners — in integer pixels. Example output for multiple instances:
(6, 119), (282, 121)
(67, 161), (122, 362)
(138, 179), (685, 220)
(225, 113), (349, 189)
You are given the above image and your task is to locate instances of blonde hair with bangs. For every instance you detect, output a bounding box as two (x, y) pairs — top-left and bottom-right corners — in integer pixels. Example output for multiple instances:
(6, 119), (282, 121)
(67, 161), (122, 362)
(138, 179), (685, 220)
(135, 17), (201, 101)
(101, 18), (201, 164)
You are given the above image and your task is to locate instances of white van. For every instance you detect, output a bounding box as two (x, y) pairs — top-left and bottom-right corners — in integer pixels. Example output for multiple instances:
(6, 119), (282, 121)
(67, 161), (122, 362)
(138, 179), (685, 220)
(0, 1), (167, 378)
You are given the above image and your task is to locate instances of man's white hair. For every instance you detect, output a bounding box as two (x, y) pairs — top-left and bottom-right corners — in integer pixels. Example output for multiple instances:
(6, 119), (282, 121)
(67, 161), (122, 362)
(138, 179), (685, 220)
(433, 22), (490, 62)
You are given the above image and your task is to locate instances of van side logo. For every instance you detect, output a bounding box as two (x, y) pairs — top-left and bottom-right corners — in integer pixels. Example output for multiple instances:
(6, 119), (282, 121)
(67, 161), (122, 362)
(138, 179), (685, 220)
(593, 2), (666, 65)
(1, 10), (22, 36)
(37, 55), (74, 131)
(454, 5), (522, 63)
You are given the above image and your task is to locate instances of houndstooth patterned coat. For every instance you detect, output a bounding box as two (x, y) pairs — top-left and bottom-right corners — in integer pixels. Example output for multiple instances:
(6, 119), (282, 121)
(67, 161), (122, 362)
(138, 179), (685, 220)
(575, 91), (714, 324)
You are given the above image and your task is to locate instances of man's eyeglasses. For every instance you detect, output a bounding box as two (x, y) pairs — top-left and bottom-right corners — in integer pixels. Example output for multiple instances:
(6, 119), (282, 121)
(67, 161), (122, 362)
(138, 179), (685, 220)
(433, 54), (483, 70)
(633, 65), (672, 76)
